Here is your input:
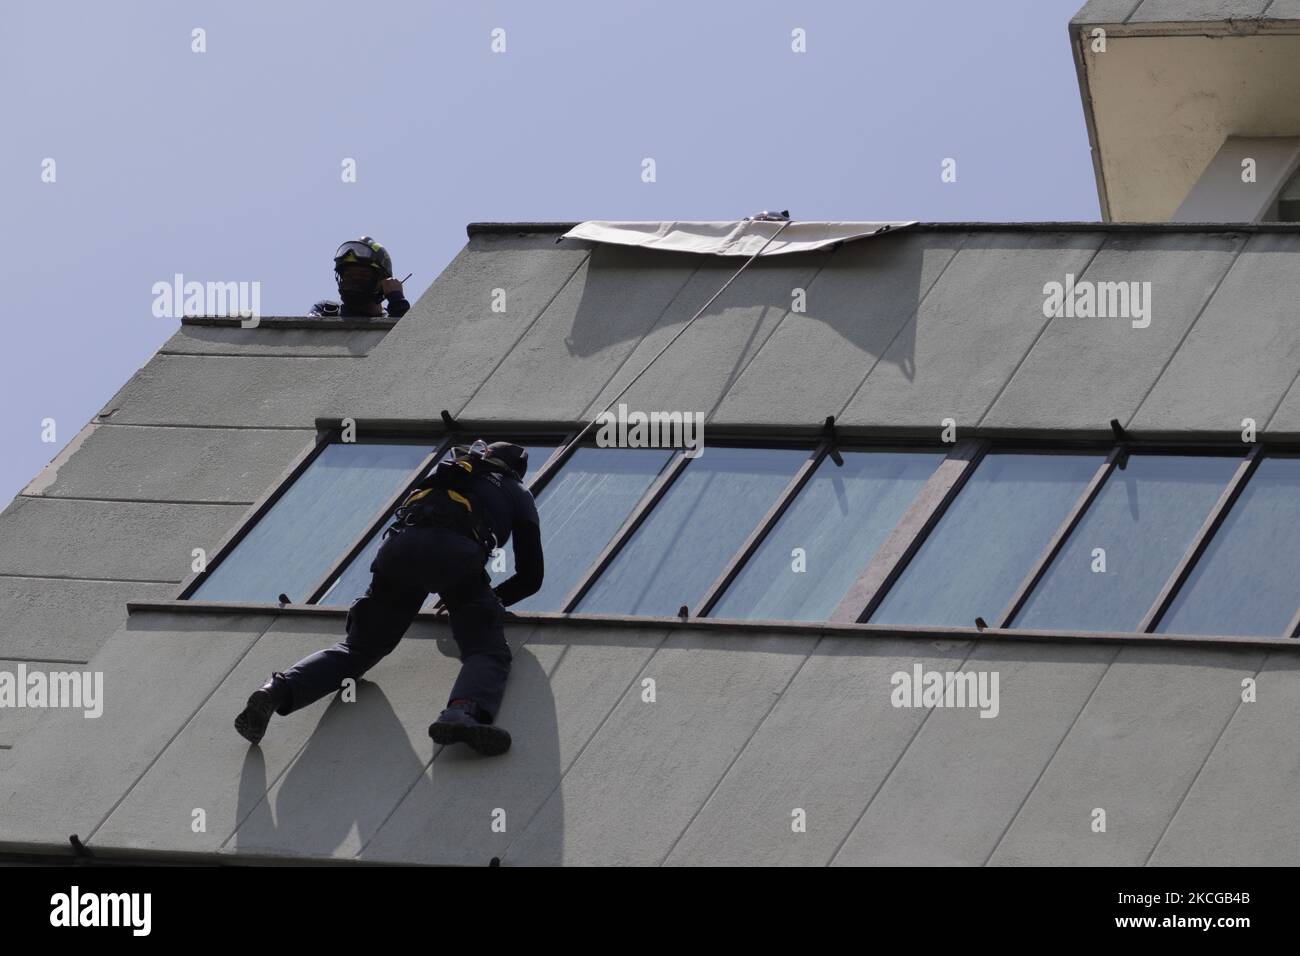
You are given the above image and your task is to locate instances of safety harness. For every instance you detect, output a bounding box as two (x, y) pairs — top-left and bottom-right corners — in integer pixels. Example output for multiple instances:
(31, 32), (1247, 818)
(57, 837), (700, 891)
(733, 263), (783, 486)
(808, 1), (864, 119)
(386, 445), (510, 554)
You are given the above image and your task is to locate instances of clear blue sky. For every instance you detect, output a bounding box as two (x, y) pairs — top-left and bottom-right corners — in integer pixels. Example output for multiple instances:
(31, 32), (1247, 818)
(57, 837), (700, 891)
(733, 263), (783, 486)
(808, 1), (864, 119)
(0, 0), (1096, 504)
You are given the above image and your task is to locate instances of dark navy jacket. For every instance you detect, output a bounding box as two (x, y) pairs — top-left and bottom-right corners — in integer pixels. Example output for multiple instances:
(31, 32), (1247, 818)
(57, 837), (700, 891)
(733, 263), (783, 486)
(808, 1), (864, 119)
(402, 465), (542, 606)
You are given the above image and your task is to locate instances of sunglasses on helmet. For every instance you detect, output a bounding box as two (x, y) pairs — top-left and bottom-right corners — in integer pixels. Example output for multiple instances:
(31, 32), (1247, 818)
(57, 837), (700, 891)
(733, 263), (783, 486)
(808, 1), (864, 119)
(334, 241), (383, 268)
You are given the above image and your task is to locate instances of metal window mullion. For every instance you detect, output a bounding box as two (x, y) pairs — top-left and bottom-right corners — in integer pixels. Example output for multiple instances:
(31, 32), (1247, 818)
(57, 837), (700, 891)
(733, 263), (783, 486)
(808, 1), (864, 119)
(1138, 444), (1263, 634)
(558, 450), (692, 613)
(695, 443), (828, 618)
(304, 438), (452, 604)
(829, 438), (990, 625)
(996, 446), (1121, 628)
(177, 427), (337, 599)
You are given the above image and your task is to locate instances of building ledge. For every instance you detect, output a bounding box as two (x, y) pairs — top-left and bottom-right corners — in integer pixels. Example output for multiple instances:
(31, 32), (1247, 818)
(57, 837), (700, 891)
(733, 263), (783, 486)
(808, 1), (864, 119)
(1071, 16), (1300, 38)
(126, 600), (1300, 654)
(468, 219), (1300, 237)
(180, 316), (398, 331)
(0, 842), (397, 867)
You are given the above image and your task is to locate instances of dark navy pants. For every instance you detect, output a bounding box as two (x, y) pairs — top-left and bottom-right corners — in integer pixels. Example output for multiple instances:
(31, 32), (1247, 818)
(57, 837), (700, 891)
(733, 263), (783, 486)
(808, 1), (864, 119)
(275, 525), (511, 723)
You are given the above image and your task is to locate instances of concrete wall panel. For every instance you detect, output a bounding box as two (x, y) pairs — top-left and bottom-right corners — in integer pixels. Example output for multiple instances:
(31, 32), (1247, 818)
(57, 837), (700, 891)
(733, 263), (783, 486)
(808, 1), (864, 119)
(92, 617), (385, 855)
(0, 496), (245, 582)
(341, 235), (591, 422)
(665, 636), (972, 866)
(362, 626), (667, 865)
(989, 644), (1263, 865)
(461, 246), (702, 422)
(503, 631), (816, 866)
(223, 619), (535, 861)
(0, 659), (77, 747)
(98, 354), (354, 428)
(160, 326), (387, 358)
(712, 233), (965, 428)
(1149, 651), (1300, 865)
(833, 640), (1115, 866)
(21, 424), (313, 504)
(983, 233), (1244, 433)
(838, 232), (1103, 431)
(0, 577), (174, 661)
(0, 611), (272, 851)
(580, 254), (829, 423)
(1131, 235), (1300, 435)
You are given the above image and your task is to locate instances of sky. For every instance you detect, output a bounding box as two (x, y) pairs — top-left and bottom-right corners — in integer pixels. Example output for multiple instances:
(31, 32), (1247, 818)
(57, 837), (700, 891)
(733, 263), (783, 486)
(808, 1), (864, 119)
(0, 0), (1098, 505)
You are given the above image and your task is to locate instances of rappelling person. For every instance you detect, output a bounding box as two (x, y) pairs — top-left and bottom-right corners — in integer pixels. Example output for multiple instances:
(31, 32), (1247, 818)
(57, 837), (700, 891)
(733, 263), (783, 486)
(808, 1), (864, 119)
(309, 236), (411, 318)
(235, 440), (543, 756)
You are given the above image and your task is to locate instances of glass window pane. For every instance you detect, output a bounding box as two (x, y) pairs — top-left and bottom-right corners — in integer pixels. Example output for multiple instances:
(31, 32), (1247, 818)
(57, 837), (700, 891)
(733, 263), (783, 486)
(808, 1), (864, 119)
(506, 446), (675, 612)
(1158, 456), (1300, 636)
(318, 443), (556, 607)
(711, 450), (942, 621)
(192, 443), (432, 604)
(870, 452), (1102, 628)
(576, 446), (808, 617)
(1014, 454), (1240, 632)
(318, 525), (388, 607)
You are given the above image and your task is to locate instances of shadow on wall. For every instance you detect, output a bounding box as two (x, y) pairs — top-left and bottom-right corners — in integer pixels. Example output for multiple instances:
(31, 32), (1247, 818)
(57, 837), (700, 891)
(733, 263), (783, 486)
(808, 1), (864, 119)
(230, 643), (563, 866)
(560, 233), (940, 390)
(561, 229), (1255, 408)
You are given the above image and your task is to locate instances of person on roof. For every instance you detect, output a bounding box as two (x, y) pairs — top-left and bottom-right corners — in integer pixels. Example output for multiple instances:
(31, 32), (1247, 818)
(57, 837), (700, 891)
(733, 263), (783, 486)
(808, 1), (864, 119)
(309, 236), (410, 318)
(235, 440), (544, 756)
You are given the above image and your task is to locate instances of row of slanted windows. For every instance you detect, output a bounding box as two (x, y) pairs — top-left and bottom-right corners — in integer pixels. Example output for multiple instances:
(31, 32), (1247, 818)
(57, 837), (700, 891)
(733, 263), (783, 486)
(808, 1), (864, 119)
(182, 435), (1299, 638)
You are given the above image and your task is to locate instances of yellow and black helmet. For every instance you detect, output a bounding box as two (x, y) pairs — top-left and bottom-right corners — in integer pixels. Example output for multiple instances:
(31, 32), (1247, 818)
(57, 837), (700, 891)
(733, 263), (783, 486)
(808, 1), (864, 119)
(333, 236), (392, 295)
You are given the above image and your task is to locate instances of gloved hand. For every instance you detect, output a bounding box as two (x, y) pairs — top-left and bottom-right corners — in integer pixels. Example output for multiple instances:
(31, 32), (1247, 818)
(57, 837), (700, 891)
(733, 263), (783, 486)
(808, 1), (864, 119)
(431, 594), (449, 615)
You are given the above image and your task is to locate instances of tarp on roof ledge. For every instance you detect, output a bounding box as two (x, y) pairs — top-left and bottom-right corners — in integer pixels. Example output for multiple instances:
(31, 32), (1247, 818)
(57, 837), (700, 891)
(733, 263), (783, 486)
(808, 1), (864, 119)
(562, 220), (915, 256)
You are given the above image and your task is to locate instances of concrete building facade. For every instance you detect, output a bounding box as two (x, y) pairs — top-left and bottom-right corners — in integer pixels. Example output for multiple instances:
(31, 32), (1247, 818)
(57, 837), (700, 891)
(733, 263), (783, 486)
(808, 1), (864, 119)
(2, 2), (1299, 866)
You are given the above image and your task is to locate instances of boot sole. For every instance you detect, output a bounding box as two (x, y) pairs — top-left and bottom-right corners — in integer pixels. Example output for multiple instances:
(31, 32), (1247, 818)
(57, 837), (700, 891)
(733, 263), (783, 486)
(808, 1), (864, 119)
(428, 720), (512, 756)
(235, 690), (277, 745)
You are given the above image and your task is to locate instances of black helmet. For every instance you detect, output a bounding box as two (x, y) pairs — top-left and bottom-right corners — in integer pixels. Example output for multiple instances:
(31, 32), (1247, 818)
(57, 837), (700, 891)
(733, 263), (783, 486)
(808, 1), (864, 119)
(333, 236), (392, 298)
(485, 441), (528, 481)
(449, 440), (529, 481)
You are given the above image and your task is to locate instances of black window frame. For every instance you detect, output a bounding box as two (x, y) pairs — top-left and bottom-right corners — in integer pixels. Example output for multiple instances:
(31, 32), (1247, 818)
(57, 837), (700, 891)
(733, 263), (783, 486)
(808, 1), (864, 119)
(178, 425), (574, 604)
(175, 421), (1300, 641)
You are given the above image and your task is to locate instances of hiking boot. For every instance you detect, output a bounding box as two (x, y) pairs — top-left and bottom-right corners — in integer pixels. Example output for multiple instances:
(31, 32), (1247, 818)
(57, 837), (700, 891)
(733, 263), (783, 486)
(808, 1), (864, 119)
(428, 705), (511, 756)
(235, 674), (289, 745)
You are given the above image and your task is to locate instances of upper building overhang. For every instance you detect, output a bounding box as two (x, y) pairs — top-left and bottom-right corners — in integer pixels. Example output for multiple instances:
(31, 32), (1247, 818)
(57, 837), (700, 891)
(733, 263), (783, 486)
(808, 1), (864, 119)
(1072, 1), (1300, 220)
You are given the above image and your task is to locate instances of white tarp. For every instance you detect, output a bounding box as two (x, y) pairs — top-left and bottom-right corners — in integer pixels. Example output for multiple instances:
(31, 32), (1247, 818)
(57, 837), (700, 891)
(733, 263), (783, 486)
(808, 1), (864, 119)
(562, 219), (916, 257)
